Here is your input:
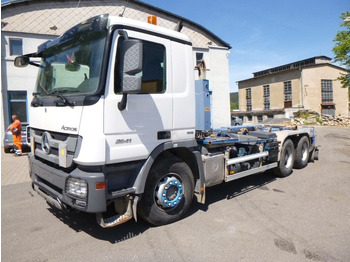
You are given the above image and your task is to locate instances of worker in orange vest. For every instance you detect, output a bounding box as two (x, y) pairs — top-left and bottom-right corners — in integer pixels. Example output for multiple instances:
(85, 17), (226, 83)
(6, 115), (22, 156)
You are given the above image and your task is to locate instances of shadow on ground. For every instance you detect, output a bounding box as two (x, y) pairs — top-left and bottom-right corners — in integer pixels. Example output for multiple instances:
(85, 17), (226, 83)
(186, 170), (277, 215)
(47, 171), (277, 243)
(48, 207), (149, 243)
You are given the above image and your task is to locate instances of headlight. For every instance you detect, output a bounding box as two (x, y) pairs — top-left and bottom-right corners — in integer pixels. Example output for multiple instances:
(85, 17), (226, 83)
(66, 178), (88, 198)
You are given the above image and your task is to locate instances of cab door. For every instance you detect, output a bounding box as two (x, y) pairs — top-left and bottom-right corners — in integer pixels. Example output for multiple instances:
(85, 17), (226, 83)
(104, 29), (173, 164)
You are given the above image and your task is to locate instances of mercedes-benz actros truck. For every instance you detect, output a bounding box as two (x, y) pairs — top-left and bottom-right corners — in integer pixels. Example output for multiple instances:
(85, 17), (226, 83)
(15, 14), (319, 228)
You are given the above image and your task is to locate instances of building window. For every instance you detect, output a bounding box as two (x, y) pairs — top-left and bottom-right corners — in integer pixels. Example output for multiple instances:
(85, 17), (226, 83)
(9, 39), (23, 56)
(247, 115), (252, 122)
(284, 81), (292, 108)
(195, 52), (206, 78)
(7, 91), (27, 123)
(196, 52), (203, 65)
(263, 85), (270, 110)
(257, 115), (263, 123)
(246, 88), (252, 111)
(321, 79), (333, 102)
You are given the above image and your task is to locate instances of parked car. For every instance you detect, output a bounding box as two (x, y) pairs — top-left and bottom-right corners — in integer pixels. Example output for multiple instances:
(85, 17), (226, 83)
(231, 116), (243, 126)
(3, 123), (30, 153)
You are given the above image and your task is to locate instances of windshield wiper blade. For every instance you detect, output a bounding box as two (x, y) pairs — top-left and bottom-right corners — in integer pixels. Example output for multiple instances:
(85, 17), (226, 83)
(52, 92), (75, 106)
(49, 89), (79, 94)
(49, 89), (69, 94)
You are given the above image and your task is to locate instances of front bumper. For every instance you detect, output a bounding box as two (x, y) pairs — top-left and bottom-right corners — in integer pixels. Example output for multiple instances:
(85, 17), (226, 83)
(29, 153), (107, 213)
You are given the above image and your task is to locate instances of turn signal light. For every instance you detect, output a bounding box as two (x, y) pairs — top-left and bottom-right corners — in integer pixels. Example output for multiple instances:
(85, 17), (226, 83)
(96, 182), (106, 190)
(148, 16), (157, 25)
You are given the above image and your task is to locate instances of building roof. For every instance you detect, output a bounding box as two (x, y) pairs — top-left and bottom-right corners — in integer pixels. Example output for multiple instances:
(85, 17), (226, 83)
(1, 0), (231, 49)
(238, 56), (347, 83)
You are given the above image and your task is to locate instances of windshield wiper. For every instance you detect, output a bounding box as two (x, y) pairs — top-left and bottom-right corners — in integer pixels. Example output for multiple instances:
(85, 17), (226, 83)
(50, 90), (75, 106)
(49, 88), (79, 94)
(57, 94), (75, 106)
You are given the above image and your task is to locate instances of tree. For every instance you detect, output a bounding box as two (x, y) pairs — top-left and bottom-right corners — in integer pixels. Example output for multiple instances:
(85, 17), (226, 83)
(333, 11), (350, 90)
(230, 101), (239, 111)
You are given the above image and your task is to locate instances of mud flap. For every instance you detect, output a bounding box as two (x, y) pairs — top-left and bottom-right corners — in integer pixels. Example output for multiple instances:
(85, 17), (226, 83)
(194, 180), (206, 204)
(309, 146), (320, 162)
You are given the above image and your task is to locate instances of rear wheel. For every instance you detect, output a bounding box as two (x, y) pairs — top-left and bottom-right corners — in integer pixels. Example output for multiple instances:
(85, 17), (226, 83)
(294, 136), (310, 169)
(138, 157), (194, 226)
(273, 139), (295, 177)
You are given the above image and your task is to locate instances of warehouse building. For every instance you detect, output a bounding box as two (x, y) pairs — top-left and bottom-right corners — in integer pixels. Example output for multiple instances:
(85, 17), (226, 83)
(236, 56), (349, 123)
(1, 0), (231, 140)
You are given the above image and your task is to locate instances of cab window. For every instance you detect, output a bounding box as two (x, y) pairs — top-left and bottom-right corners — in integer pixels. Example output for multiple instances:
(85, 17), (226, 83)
(115, 39), (166, 94)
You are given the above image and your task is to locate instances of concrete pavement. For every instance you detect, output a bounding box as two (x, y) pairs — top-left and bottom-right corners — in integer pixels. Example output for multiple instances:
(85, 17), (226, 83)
(1, 150), (31, 186)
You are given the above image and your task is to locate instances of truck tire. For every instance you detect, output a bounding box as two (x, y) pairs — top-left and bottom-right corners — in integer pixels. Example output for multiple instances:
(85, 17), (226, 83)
(273, 139), (295, 177)
(314, 148), (319, 161)
(138, 158), (194, 226)
(294, 136), (310, 169)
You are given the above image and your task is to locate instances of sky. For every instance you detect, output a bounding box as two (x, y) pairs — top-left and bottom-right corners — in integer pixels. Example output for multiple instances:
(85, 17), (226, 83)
(142, 0), (349, 92)
(1, 0), (348, 92)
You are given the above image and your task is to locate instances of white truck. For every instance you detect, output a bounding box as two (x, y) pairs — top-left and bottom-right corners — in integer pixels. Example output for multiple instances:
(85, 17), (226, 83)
(15, 14), (319, 228)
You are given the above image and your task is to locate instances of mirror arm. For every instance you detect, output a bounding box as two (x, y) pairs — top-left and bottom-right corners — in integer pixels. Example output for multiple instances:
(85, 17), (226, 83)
(118, 93), (128, 111)
(29, 61), (41, 68)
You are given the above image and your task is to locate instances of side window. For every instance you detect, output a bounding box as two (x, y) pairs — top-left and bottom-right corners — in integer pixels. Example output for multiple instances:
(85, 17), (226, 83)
(115, 38), (166, 94)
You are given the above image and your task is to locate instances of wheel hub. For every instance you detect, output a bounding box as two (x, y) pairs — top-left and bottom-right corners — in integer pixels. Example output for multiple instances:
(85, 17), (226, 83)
(155, 176), (183, 208)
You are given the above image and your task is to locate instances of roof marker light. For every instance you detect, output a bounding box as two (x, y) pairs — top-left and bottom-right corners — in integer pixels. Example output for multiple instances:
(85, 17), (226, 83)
(148, 16), (157, 25)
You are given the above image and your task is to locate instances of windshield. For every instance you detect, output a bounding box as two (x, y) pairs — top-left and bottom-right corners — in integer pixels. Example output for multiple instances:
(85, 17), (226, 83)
(35, 26), (107, 96)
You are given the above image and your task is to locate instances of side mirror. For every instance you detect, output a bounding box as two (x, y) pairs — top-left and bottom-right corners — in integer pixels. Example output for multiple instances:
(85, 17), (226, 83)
(120, 39), (143, 94)
(14, 56), (30, 67)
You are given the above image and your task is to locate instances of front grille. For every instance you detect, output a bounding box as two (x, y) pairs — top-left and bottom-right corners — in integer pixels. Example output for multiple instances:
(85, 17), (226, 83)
(34, 129), (71, 142)
(31, 128), (79, 168)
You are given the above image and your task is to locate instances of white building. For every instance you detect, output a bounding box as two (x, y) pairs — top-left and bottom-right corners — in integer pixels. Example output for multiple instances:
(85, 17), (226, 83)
(1, 0), (231, 141)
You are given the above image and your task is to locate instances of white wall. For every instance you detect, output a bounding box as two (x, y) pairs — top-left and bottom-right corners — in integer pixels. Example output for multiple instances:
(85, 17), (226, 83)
(192, 46), (231, 128)
(207, 46), (231, 128)
(1, 32), (54, 143)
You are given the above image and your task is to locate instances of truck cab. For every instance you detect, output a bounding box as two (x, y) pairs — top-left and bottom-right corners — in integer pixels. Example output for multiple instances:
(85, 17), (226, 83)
(18, 14), (202, 227)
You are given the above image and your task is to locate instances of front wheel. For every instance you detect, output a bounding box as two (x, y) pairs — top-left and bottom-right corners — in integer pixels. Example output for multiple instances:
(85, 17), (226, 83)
(273, 139), (295, 177)
(138, 158), (194, 226)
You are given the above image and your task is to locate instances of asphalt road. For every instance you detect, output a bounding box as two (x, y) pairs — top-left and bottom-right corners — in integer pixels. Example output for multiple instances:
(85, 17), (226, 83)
(2, 126), (350, 262)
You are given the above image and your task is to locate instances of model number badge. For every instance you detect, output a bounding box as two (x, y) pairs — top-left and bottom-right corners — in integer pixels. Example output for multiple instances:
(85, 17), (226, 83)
(115, 139), (132, 144)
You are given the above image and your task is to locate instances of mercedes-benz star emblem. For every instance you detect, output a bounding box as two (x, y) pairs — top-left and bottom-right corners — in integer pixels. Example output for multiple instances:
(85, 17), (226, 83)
(42, 132), (51, 154)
